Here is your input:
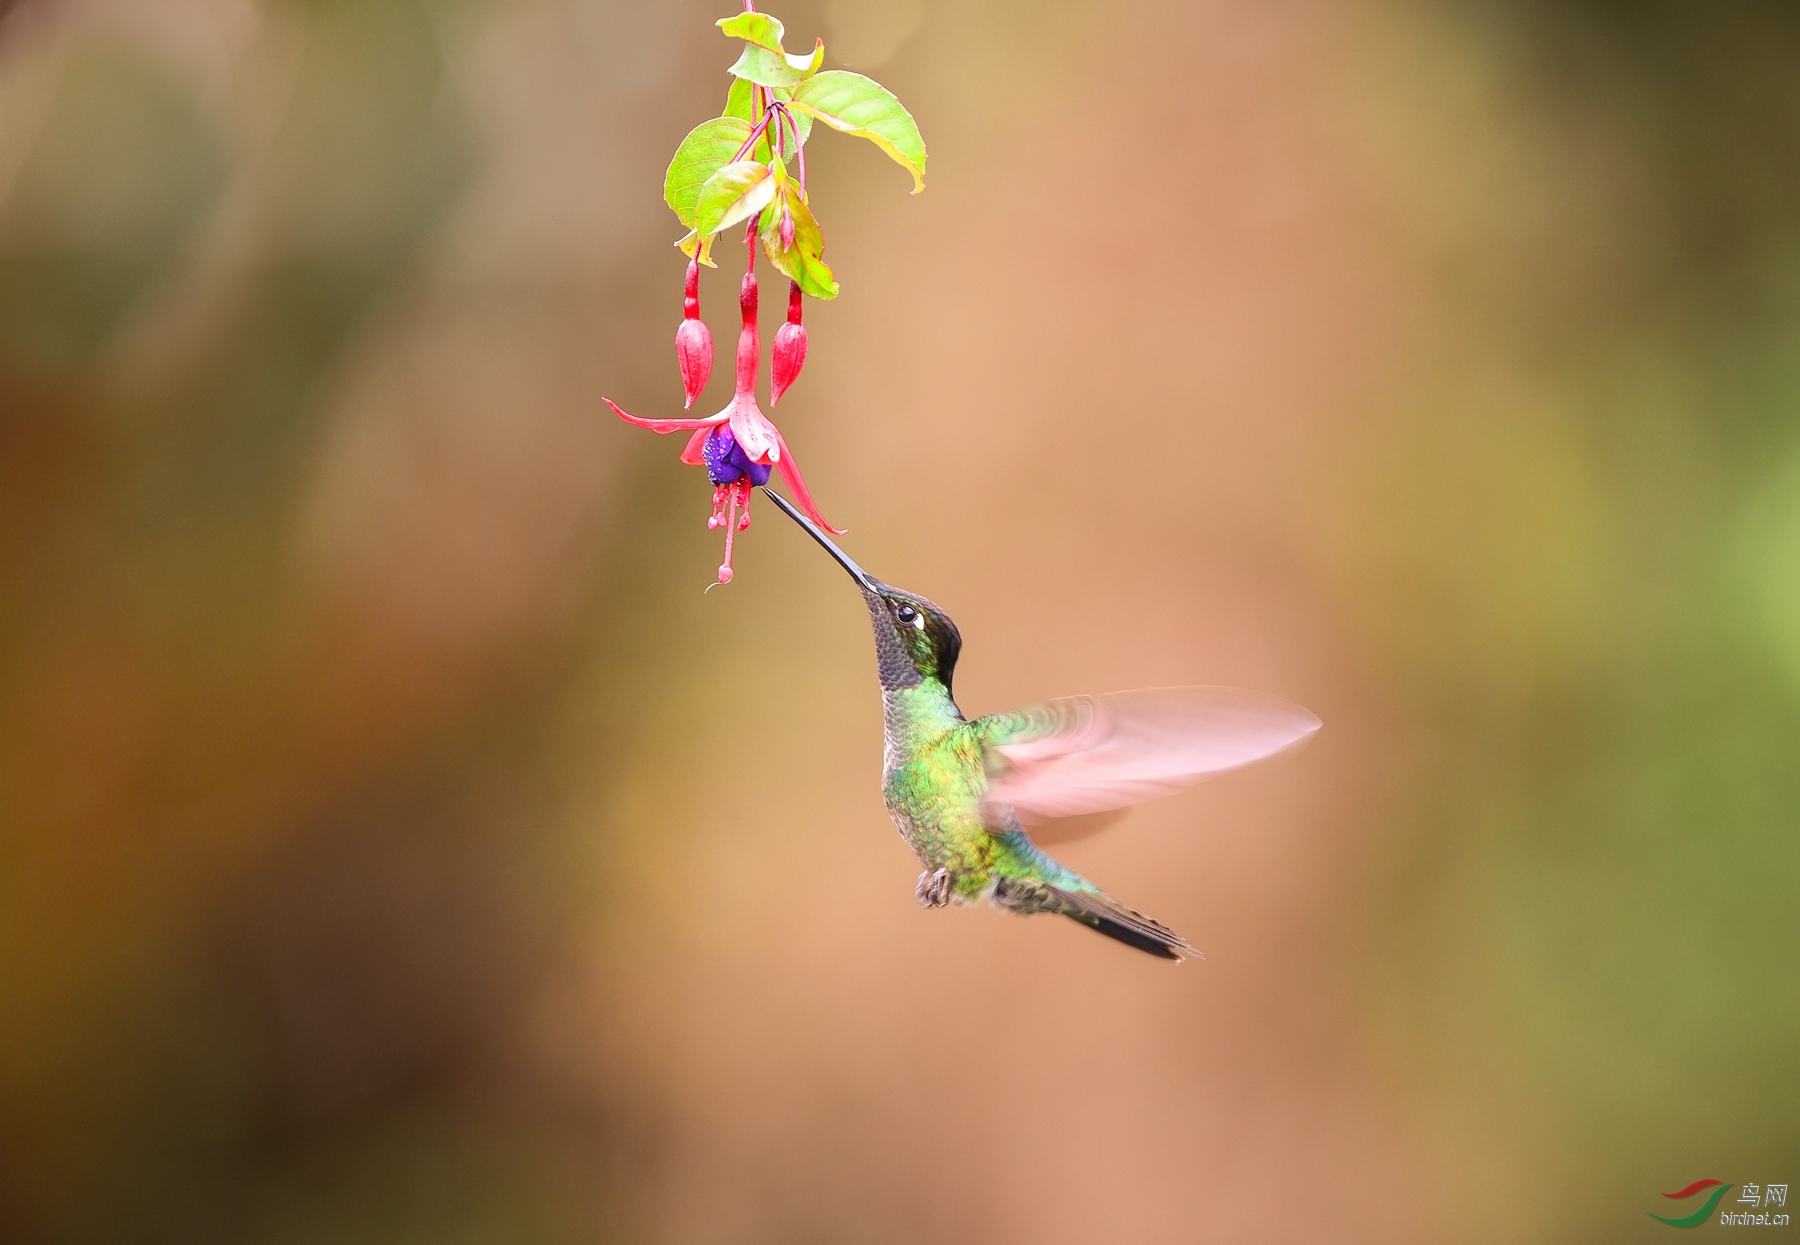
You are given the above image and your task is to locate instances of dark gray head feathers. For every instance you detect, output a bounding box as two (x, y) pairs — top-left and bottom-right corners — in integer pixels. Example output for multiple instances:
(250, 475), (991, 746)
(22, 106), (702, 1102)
(865, 592), (923, 690)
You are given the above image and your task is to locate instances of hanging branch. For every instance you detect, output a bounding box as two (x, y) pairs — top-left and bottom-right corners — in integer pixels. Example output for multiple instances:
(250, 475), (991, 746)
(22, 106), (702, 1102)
(605, 7), (928, 585)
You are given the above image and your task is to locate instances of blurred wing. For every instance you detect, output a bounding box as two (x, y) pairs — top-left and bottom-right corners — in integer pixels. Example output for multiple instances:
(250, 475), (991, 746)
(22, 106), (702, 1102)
(979, 686), (1320, 823)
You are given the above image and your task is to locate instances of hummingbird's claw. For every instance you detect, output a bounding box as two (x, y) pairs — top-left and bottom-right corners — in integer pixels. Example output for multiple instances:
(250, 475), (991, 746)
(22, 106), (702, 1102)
(915, 868), (952, 908)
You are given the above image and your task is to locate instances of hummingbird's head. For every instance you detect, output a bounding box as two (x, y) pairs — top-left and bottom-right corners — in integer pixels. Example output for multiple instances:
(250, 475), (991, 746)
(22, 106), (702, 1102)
(757, 486), (963, 692)
(865, 583), (962, 692)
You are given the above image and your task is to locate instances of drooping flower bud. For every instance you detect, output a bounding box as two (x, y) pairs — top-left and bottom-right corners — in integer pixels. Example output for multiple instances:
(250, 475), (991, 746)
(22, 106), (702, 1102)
(675, 257), (712, 408)
(770, 280), (807, 405)
(675, 320), (712, 409)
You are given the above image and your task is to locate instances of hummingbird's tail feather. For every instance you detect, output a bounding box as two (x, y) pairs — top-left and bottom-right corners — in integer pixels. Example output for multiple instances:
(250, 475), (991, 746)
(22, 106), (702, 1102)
(1048, 886), (1197, 962)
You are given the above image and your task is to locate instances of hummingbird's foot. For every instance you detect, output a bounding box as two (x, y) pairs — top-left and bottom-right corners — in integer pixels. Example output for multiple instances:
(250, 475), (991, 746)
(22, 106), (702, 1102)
(915, 868), (952, 908)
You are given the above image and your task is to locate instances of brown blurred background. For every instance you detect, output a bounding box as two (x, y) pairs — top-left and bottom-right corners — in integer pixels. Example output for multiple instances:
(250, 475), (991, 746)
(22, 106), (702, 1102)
(1, 0), (1797, 1241)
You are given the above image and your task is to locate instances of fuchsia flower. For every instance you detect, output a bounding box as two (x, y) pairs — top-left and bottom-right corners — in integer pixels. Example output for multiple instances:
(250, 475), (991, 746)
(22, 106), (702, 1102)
(606, 249), (839, 585)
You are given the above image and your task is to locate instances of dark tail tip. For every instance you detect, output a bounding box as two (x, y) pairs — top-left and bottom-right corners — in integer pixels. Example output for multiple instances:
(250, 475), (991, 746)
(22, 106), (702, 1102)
(1068, 912), (1186, 959)
(1054, 889), (1198, 962)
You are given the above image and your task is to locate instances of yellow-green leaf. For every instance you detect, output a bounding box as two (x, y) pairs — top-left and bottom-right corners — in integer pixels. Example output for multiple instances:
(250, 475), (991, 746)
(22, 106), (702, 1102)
(716, 12), (784, 53)
(727, 37), (824, 89)
(693, 159), (778, 238)
(790, 71), (926, 193)
(675, 229), (718, 266)
(759, 182), (838, 299)
(665, 117), (755, 228)
(724, 75), (759, 123)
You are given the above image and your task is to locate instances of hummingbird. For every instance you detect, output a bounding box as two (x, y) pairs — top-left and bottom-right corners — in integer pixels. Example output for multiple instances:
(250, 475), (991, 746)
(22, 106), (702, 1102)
(759, 487), (1321, 961)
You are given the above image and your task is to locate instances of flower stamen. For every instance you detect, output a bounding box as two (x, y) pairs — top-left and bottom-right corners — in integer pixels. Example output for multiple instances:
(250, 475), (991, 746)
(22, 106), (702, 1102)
(717, 480), (746, 583)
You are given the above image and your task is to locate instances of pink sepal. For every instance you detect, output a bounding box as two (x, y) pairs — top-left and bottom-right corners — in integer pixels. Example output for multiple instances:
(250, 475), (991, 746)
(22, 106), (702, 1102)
(606, 398), (724, 434)
(679, 428), (711, 465)
(772, 430), (842, 534)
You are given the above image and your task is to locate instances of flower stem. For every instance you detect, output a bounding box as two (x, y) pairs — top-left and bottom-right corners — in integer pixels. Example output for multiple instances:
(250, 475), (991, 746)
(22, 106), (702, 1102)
(730, 111), (772, 163)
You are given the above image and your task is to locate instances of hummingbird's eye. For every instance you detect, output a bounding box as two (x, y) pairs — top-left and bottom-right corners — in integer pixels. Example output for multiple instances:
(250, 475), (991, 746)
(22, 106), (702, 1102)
(894, 603), (918, 624)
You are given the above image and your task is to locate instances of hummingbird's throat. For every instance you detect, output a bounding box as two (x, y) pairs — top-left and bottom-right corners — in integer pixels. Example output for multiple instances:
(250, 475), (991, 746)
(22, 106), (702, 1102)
(707, 479), (754, 584)
(868, 596), (924, 690)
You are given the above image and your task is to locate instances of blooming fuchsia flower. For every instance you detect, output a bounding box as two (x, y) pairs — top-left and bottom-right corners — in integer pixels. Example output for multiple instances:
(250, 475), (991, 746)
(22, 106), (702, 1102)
(605, 252), (839, 585)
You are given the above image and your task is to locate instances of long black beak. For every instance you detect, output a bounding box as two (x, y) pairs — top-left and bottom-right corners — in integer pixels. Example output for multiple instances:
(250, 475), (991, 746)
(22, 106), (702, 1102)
(759, 486), (880, 594)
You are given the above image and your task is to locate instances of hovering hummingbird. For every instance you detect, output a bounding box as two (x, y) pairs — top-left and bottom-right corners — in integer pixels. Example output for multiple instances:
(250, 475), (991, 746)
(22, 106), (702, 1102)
(759, 487), (1321, 961)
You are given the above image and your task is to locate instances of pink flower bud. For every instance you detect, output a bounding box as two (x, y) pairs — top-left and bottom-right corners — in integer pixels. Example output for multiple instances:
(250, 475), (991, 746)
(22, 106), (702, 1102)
(675, 257), (711, 408)
(770, 280), (806, 405)
(675, 317), (712, 409)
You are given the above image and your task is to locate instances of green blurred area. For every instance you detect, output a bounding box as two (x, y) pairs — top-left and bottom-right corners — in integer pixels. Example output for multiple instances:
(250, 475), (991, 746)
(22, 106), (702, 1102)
(0, 1), (1795, 1241)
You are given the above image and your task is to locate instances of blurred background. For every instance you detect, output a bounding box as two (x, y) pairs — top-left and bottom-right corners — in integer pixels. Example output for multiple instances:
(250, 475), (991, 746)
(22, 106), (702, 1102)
(1, 0), (1796, 1240)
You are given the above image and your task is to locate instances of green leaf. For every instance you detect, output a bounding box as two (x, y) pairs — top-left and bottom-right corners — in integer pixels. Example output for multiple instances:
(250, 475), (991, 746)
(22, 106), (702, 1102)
(665, 117), (755, 228)
(724, 75), (757, 122)
(693, 159), (778, 238)
(727, 44), (802, 89)
(790, 71), (927, 193)
(727, 38), (824, 89)
(724, 80), (773, 161)
(759, 181), (838, 299)
(724, 79), (812, 159)
(774, 95), (813, 148)
(715, 12), (785, 53)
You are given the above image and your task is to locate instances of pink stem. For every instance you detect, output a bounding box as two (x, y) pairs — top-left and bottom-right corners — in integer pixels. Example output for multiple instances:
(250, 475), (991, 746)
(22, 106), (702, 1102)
(730, 112), (772, 163)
